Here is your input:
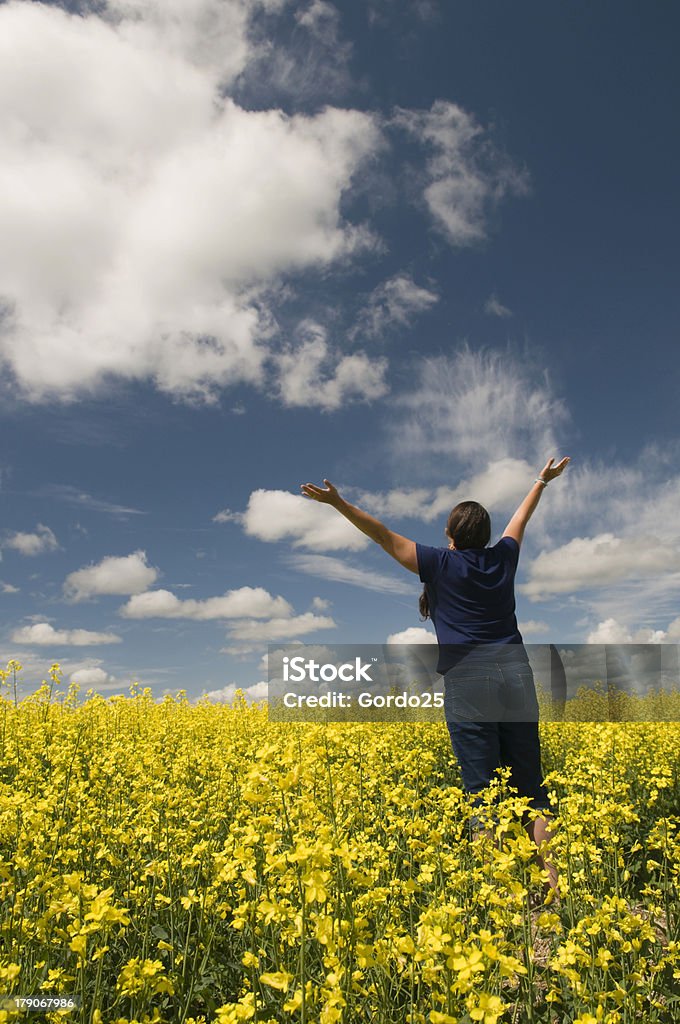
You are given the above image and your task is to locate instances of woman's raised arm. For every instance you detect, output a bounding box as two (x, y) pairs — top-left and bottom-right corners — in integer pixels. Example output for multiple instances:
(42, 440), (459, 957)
(502, 457), (570, 548)
(300, 479), (419, 575)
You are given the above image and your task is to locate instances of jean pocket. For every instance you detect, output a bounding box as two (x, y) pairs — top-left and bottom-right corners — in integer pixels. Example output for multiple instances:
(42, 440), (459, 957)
(499, 669), (539, 721)
(445, 673), (499, 722)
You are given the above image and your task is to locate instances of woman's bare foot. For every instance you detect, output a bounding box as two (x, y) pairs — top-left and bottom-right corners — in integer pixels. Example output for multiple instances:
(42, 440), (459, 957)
(526, 814), (560, 898)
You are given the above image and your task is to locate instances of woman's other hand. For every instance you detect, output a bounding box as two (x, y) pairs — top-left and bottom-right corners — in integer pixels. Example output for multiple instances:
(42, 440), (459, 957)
(300, 479), (341, 506)
(539, 456), (570, 483)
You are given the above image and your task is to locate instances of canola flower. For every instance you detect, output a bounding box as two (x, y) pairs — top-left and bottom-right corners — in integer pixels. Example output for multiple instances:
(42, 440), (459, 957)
(0, 661), (679, 1023)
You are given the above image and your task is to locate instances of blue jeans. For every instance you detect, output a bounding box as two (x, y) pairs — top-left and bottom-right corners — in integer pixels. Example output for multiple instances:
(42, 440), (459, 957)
(443, 647), (549, 830)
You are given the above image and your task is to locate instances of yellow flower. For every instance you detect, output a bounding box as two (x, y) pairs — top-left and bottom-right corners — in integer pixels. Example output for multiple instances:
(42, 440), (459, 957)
(469, 993), (506, 1024)
(69, 934), (87, 958)
(302, 868), (329, 903)
(215, 994), (256, 1022)
(448, 946), (485, 984)
(595, 947), (613, 969)
(396, 934), (416, 955)
(259, 971), (293, 991)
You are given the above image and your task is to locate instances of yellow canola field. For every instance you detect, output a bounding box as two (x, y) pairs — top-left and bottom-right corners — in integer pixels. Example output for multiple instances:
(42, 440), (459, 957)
(0, 662), (678, 1024)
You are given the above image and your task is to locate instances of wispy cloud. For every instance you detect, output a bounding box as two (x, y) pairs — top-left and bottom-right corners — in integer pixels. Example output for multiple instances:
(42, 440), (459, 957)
(388, 346), (567, 467)
(236, 0), (356, 106)
(34, 485), (146, 518)
(367, 0), (440, 29)
(352, 274), (438, 340)
(286, 553), (414, 594)
(392, 101), (529, 246)
(484, 293), (513, 318)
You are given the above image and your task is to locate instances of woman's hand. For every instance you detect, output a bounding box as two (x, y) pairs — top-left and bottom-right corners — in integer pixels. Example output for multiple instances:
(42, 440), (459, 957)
(300, 479), (419, 573)
(300, 479), (341, 506)
(539, 456), (570, 483)
(503, 456), (570, 546)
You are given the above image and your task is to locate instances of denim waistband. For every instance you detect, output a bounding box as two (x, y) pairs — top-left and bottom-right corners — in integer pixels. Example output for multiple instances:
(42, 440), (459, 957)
(440, 642), (530, 673)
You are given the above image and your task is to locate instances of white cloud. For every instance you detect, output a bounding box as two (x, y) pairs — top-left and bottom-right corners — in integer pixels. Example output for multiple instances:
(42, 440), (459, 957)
(586, 618), (669, 645)
(484, 293), (512, 318)
(434, 458), (536, 518)
(585, 619), (635, 644)
(200, 680), (268, 704)
(64, 550), (159, 602)
(518, 620), (550, 636)
(260, 642), (332, 673)
(70, 666), (118, 689)
(102, 0), (266, 86)
(274, 320), (388, 411)
(353, 457), (535, 523)
(288, 553), (414, 593)
(11, 622), (122, 646)
(234, 488), (371, 551)
(386, 626), (437, 644)
(224, 611), (336, 642)
(4, 524), (59, 556)
(519, 533), (680, 601)
(0, 2), (382, 405)
(119, 586), (292, 619)
(502, 451), (680, 627)
(393, 101), (529, 246)
(229, 458), (541, 565)
(350, 486), (435, 520)
(1, 580), (19, 594)
(353, 274), (438, 339)
(371, 356), (680, 639)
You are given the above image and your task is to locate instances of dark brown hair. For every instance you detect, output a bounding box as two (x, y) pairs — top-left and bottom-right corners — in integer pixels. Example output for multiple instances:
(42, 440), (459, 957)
(419, 501), (491, 620)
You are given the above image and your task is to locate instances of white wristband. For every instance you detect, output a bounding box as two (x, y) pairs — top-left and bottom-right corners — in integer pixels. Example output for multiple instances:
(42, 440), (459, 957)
(535, 477), (547, 486)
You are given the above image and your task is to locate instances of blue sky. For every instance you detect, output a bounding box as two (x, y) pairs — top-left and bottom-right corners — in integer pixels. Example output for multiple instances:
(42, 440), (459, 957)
(1, 0), (679, 702)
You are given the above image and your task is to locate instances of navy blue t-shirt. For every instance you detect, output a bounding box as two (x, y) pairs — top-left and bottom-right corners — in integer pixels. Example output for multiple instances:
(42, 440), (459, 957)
(416, 537), (524, 674)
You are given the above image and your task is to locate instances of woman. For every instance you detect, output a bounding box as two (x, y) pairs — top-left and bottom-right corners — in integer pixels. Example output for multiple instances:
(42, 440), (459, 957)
(301, 456), (569, 895)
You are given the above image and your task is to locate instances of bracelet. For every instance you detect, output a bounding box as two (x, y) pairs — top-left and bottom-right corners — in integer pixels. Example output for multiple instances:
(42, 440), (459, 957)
(534, 477), (548, 486)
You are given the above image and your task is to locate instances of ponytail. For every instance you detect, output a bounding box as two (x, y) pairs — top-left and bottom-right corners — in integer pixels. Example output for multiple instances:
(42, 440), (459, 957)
(419, 585), (430, 620)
